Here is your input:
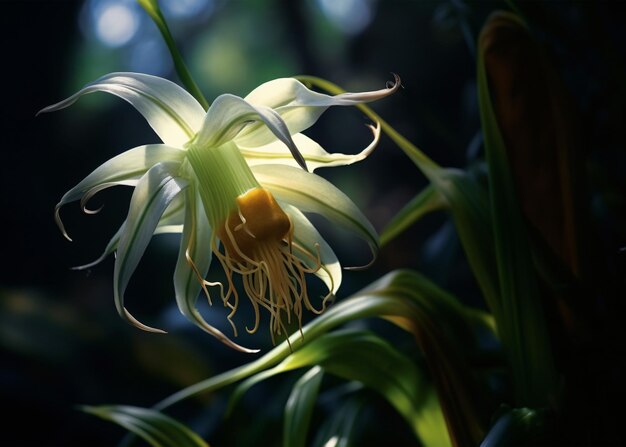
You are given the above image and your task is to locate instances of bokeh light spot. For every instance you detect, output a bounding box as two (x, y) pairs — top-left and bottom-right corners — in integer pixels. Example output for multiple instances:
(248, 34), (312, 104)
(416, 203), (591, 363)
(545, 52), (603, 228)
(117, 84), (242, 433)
(317, 0), (375, 35)
(95, 3), (139, 47)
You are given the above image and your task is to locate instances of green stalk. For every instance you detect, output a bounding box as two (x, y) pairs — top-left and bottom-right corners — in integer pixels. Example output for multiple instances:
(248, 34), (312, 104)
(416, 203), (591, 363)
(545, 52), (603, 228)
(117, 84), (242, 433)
(186, 141), (259, 227)
(137, 0), (209, 110)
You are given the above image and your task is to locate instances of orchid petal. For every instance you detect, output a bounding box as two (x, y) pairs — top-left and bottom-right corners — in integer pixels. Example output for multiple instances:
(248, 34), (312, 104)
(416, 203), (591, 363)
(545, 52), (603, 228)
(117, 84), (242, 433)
(55, 144), (185, 240)
(38, 72), (204, 146)
(154, 192), (186, 232)
(73, 224), (124, 271)
(195, 94), (307, 171)
(73, 195), (186, 271)
(114, 162), (188, 333)
(240, 122), (381, 172)
(172, 187), (258, 353)
(235, 75), (399, 147)
(252, 164), (379, 267)
(282, 203), (342, 294)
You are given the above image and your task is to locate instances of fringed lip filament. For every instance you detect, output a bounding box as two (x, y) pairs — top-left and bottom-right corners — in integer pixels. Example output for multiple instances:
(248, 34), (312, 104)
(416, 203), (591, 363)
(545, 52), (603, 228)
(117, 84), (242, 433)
(191, 187), (334, 346)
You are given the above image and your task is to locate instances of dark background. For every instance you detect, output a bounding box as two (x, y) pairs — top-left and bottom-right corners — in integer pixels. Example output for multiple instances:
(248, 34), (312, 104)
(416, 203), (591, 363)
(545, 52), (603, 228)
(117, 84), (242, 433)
(1, 1), (624, 445)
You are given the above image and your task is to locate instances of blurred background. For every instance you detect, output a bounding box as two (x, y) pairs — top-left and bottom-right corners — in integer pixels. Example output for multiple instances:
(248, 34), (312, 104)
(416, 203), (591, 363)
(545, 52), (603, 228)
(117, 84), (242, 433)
(1, 0), (624, 445)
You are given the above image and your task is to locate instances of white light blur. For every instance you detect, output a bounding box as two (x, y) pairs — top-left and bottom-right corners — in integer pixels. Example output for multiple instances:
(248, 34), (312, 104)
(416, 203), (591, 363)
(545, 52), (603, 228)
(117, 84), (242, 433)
(161, 0), (214, 19)
(94, 2), (139, 47)
(317, 0), (375, 35)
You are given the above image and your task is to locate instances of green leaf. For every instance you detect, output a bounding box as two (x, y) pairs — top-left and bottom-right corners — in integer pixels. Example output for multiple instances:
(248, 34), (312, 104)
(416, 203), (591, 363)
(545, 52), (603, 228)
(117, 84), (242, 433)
(379, 183), (445, 246)
(231, 330), (451, 447)
(137, 0), (209, 110)
(82, 405), (209, 447)
(283, 366), (324, 447)
(154, 270), (493, 446)
(477, 11), (557, 406)
(436, 168), (501, 321)
(480, 407), (551, 447)
(312, 394), (366, 447)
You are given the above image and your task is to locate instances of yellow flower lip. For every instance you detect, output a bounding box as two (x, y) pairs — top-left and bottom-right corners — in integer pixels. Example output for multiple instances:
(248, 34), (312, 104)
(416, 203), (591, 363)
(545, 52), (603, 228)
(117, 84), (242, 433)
(218, 188), (291, 261)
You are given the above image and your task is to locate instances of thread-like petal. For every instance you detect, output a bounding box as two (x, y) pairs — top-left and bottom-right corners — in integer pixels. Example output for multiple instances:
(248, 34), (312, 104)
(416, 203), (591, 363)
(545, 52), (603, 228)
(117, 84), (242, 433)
(240, 122), (381, 172)
(235, 75), (399, 148)
(73, 196), (185, 271)
(38, 72), (204, 146)
(172, 187), (258, 353)
(195, 94), (308, 171)
(54, 144), (185, 240)
(114, 162), (188, 333)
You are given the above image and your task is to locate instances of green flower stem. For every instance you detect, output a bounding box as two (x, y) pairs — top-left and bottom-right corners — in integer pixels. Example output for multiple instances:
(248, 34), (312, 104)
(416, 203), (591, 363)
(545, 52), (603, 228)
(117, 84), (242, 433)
(186, 141), (259, 227)
(137, 0), (210, 110)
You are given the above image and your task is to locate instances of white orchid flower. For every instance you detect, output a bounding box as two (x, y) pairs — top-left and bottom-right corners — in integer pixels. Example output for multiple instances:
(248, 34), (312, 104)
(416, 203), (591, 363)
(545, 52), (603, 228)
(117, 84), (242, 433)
(40, 73), (399, 352)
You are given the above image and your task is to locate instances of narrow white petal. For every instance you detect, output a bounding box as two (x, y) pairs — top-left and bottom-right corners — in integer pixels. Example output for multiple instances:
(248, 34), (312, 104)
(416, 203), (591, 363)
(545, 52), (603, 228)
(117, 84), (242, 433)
(235, 75), (399, 147)
(172, 187), (257, 352)
(114, 162), (188, 333)
(73, 224), (125, 271)
(153, 193), (186, 232)
(195, 94), (307, 171)
(253, 164), (379, 266)
(38, 73), (204, 146)
(240, 122), (381, 172)
(55, 144), (185, 240)
(173, 187), (211, 321)
(73, 195), (185, 271)
(282, 203), (342, 294)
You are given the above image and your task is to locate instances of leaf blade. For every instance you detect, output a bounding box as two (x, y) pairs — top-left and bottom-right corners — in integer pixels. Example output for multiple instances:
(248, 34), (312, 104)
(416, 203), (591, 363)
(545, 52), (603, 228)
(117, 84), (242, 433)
(82, 405), (209, 447)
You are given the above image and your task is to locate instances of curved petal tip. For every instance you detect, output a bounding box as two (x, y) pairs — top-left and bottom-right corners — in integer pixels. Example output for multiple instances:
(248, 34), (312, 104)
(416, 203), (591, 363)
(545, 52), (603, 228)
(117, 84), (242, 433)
(387, 73), (403, 92)
(343, 241), (379, 271)
(122, 307), (167, 334)
(54, 204), (72, 242)
(190, 310), (259, 353)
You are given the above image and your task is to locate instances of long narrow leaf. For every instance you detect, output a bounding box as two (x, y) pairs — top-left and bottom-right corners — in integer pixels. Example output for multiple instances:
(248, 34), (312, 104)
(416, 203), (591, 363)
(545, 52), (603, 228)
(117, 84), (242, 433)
(231, 330), (451, 447)
(478, 11), (557, 406)
(312, 394), (366, 447)
(154, 270), (493, 446)
(283, 366), (325, 447)
(379, 183), (446, 247)
(82, 405), (209, 447)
